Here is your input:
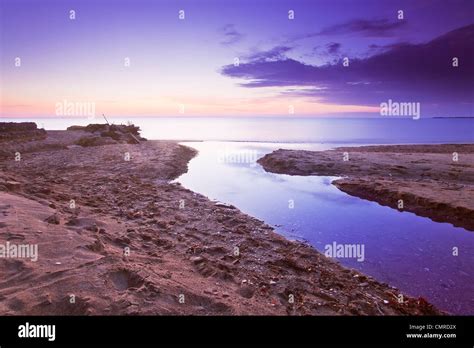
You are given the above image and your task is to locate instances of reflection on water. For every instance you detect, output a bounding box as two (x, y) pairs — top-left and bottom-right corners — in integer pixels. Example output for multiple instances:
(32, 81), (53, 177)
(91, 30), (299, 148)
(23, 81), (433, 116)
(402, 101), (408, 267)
(177, 141), (474, 314)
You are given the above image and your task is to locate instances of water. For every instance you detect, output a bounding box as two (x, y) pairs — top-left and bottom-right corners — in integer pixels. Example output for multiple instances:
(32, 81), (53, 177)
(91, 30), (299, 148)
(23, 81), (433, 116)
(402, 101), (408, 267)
(175, 141), (474, 315)
(2, 116), (473, 143)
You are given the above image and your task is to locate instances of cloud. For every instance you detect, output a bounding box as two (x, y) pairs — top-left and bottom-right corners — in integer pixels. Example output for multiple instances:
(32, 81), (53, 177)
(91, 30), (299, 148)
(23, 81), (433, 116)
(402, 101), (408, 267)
(293, 18), (407, 41)
(319, 18), (406, 37)
(245, 46), (293, 61)
(220, 24), (244, 45)
(326, 42), (341, 55)
(310, 43), (343, 61)
(221, 24), (474, 110)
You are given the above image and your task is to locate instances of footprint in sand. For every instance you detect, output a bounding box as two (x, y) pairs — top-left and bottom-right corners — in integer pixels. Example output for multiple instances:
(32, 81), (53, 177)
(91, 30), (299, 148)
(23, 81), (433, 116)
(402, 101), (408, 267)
(108, 269), (145, 292)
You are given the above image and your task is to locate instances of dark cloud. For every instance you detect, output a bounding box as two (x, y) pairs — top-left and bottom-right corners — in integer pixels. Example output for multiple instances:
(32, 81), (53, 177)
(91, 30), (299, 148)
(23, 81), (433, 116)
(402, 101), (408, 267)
(220, 24), (244, 45)
(245, 46), (293, 62)
(319, 18), (406, 37)
(310, 43), (343, 62)
(293, 18), (406, 41)
(326, 42), (341, 55)
(221, 24), (474, 110)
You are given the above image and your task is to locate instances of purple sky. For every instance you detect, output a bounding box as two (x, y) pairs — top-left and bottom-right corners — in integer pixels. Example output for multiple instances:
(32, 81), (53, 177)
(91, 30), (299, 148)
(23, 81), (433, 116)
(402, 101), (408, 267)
(1, 0), (473, 117)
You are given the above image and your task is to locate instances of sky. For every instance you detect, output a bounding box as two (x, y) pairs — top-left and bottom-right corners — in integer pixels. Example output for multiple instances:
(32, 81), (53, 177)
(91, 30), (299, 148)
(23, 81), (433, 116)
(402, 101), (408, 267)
(0, 0), (473, 118)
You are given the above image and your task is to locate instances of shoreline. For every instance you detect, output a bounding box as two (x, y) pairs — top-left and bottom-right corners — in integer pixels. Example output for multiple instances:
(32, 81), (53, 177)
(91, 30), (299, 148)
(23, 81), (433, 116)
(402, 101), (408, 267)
(258, 144), (474, 232)
(0, 127), (444, 315)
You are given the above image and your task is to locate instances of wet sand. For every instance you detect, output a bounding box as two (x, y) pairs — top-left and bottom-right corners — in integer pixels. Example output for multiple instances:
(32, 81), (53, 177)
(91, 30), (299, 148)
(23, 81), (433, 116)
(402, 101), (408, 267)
(258, 144), (474, 232)
(0, 130), (443, 315)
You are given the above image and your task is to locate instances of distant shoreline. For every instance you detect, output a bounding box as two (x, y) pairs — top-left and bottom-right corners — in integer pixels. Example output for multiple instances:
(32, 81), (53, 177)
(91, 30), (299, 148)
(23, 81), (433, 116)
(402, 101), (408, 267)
(432, 116), (474, 118)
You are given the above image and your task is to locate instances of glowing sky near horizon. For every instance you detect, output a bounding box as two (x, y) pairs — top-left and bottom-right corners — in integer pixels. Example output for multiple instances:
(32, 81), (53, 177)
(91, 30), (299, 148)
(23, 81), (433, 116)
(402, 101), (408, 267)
(0, 0), (473, 118)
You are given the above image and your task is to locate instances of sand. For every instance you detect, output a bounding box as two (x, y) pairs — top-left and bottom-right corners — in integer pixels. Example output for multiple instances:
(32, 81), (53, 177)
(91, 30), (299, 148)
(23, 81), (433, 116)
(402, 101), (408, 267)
(0, 130), (443, 315)
(258, 144), (474, 232)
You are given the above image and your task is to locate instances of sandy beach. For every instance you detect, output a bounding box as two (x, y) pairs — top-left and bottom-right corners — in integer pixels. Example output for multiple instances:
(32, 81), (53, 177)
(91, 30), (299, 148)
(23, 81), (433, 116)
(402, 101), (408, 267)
(258, 144), (474, 232)
(0, 124), (444, 315)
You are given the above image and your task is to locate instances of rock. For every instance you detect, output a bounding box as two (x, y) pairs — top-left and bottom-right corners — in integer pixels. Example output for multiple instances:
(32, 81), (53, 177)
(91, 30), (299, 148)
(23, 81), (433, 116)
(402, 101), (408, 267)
(0, 122), (38, 132)
(66, 217), (79, 226)
(237, 285), (255, 299)
(85, 224), (99, 232)
(190, 256), (204, 264)
(5, 181), (21, 192)
(87, 238), (105, 252)
(315, 290), (337, 302)
(70, 123), (146, 146)
(0, 122), (46, 142)
(214, 202), (236, 209)
(45, 214), (60, 224)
